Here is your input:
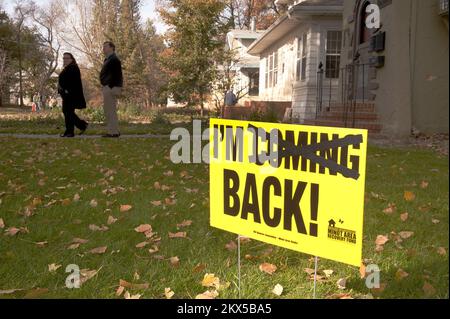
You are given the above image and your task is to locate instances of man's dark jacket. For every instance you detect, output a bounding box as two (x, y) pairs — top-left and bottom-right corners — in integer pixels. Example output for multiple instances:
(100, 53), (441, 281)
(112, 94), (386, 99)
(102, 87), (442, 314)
(58, 63), (86, 109)
(100, 53), (123, 88)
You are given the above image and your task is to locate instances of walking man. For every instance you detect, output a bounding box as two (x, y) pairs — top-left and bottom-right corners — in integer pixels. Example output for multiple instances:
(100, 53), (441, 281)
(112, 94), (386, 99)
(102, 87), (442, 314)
(100, 41), (123, 138)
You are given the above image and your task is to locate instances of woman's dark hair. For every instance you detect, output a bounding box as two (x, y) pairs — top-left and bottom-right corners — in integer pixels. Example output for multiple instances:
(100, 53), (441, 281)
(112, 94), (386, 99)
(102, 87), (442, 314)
(63, 52), (77, 65)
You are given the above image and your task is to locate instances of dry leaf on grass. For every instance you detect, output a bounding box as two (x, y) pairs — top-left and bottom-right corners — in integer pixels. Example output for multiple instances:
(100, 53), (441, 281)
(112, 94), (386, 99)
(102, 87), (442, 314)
(89, 246), (107, 254)
(202, 274), (220, 289)
(151, 200), (162, 207)
(225, 240), (237, 251)
(169, 232), (187, 239)
(404, 191), (416, 201)
(120, 205), (133, 213)
(437, 247), (447, 256)
(176, 220), (192, 228)
(420, 181), (429, 189)
(195, 290), (219, 299)
(399, 231), (414, 239)
(90, 199), (98, 207)
(272, 284), (283, 296)
(0, 218), (5, 229)
(304, 268), (315, 275)
(124, 291), (141, 299)
(259, 263), (277, 275)
(165, 288), (175, 299)
(48, 263), (62, 272)
(400, 212), (409, 222)
(169, 256), (180, 267)
(116, 285), (125, 297)
(89, 224), (109, 232)
(359, 263), (367, 279)
(136, 241), (150, 249)
(135, 224), (152, 233)
(383, 203), (396, 214)
(107, 216), (118, 225)
(323, 269), (334, 277)
(395, 269), (409, 281)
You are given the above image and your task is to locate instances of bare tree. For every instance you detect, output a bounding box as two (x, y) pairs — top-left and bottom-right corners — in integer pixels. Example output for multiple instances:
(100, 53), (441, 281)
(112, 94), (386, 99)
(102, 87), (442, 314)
(28, 0), (64, 103)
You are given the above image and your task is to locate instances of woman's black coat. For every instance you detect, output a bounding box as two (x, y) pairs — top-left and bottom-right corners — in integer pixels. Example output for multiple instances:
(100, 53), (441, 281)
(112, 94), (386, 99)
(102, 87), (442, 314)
(58, 63), (86, 109)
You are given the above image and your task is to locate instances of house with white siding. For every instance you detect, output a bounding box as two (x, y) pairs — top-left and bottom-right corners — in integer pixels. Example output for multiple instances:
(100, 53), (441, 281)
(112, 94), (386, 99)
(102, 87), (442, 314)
(247, 0), (344, 122)
(225, 27), (265, 104)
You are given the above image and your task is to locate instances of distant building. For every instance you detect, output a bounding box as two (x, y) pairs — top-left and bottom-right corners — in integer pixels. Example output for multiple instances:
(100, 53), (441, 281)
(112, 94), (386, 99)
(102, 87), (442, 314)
(225, 27), (265, 105)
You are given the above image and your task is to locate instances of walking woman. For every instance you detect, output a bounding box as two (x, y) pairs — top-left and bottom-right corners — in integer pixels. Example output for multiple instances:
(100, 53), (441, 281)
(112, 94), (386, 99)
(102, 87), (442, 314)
(58, 52), (88, 137)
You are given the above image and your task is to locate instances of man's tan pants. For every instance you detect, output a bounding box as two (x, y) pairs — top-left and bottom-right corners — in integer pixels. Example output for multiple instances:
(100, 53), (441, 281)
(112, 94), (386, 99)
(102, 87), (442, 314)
(102, 86), (121, 135)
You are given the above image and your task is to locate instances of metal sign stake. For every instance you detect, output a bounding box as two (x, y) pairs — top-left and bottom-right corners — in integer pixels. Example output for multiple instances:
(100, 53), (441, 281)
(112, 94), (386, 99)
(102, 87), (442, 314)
(313, 256), (318, 299)
(238, 235), (241, 299)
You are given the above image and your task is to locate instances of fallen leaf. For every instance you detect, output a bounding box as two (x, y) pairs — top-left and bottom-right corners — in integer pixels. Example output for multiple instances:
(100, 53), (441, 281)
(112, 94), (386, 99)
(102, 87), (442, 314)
(304, 268), (315, 275)
(165, 288), (175, 299)
(116, 285), (125, 297)
(163, 170), (174, 176)
(420, 181), (429, 189)
(90, 199), (98, 208)
(400, 212), (409, 222)
(272, 284), (283, 296)
(337, 278), (347, 290)
(148, 246), (159, 254)
(437, 247), (447, 256)
(154, 182), (161, 190)
(120, 205), (133, 213)
(89, 224), (109, 232)
(169, 256), (180, 267)
(404, 191), (416, 202)
(135, 224), (152, 233)
(61, 198), (71, 206)
(107, 215), (118, 225)
(327, 293), (353, 299)
(80, 269), (99, 285)
(67, 243), (80, 250)
(48, 263), (62, 272)
(238, 236), (251, 244)
(423, 282), (436, 296)
(0, 218), (4, 229)
(195, 290), (218, 299)
(89, 246), (107, 254)
(136, 241), (150, 248)
(0, 289), (23, 295)
(395, 269), (409, 281)
(432, 219), (440, 224)
(383, 203), (397, 214)
(259, 263), (277, 275)
(164, 198), (176, 206)
(371, 283), (387, 296)
(169, 232), (187, 239)
(375, 235), (389, 246)
(323, 269), (334, 277)
(176, 220), (192, 228)
(202, 273), (220, 288)
(225, 240), (237, 251)
(73, 193), (80, 202)
(124, 291), (141, 299)
(399, 231), (414, 239)
(4, 227), (17, 237)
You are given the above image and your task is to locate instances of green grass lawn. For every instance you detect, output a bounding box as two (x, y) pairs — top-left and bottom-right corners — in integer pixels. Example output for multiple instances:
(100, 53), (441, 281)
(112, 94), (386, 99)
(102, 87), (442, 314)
(0, 129), (448, 299)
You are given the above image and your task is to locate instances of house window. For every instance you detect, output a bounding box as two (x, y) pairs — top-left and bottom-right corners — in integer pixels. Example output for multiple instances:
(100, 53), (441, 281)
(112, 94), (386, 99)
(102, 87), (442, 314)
(325, 30), (342, 79)
(296, 34), (307, 81)
(265, 51), (278, 88)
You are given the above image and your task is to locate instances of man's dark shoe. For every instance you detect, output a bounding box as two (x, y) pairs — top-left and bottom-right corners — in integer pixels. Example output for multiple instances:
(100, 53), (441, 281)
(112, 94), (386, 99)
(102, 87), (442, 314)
(102, 133), (120, 138)
(60, 133), (75, 138)
(79, 123), (89, 135)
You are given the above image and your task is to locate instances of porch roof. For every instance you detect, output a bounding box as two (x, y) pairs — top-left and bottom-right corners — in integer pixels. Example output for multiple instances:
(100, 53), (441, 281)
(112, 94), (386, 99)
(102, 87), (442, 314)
(247, 0), (343, 55)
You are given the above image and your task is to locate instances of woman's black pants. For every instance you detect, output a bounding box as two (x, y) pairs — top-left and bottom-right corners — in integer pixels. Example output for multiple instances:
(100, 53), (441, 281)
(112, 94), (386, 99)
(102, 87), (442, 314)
(62, 103), (87, 134)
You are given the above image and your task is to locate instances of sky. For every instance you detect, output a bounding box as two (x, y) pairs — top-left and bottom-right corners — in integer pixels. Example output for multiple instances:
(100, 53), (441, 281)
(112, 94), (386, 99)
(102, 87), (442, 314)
(1, 0), (167, 34)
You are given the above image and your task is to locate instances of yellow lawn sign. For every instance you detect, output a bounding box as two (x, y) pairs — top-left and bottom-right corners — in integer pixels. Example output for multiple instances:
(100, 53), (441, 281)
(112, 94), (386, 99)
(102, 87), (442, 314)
(209, 119), (368, 267)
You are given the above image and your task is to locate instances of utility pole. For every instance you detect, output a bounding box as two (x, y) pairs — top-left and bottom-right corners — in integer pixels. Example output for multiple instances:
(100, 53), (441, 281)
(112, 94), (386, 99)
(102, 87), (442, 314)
(17, 19), (24, 107)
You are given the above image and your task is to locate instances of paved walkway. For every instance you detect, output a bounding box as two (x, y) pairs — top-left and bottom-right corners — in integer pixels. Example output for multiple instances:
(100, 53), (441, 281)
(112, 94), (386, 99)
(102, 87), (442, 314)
(0, 133), (171, 139)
